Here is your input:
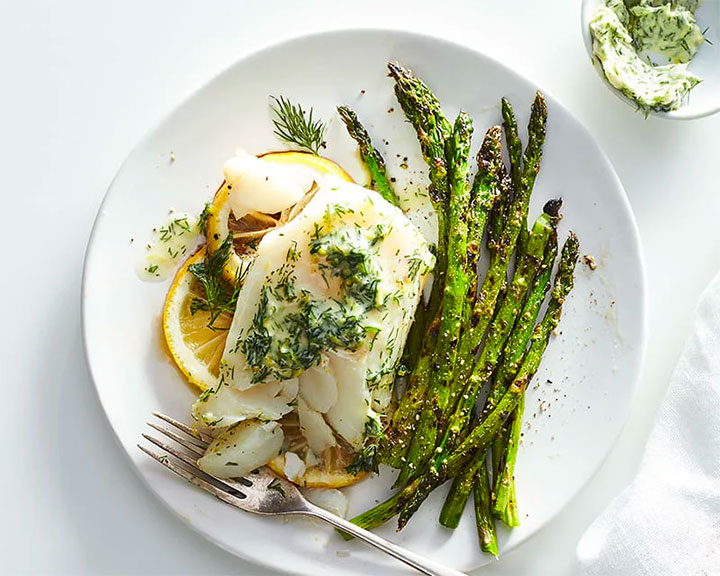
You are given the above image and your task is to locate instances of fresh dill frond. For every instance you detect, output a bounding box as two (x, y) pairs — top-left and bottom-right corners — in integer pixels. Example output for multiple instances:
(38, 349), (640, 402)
(188, 235), (249, 330)
(346, 443), (380, 475)
(198, 202), (212, 236)
(346, 416), (386, 475)
(270, 95), (326, 155)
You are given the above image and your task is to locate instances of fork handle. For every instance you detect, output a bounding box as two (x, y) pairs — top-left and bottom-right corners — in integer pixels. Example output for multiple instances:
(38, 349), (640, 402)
(303, 503), (466, 576)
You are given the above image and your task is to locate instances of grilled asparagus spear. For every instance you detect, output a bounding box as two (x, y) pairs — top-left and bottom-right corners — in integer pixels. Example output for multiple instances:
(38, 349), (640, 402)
(337, 105), (398, 206)
(396, 233), (579, 529)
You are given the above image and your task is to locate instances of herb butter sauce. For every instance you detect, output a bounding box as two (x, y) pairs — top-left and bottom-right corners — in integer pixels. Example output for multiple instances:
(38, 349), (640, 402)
(632, 1), (704, 63)
(137, 214), (202, 281)
(590, 0), (705, 113)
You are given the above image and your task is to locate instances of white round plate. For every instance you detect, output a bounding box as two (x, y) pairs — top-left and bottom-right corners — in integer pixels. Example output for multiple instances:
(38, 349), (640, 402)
(83, 29), (646, 575)
(581, 0), (720, 120)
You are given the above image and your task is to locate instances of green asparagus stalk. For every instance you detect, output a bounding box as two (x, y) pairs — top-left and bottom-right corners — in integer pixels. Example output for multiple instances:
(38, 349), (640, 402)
(501, 97), (523, 201)
(493, 394), (524, 526)
(505, 487), (519, 527)
(512, 93), (548, 257)
(485, 171), (512, 345)
(450, 232), (578, 476)
(337, 105), (398, 206)
(382, 354), (431, 468)
(463, 231), (559, 535)
(378, 64), (452, 464)
(449, 94), (547, 415)
(336, 104), (426, 381)
(487, 168), (512, 255)
(463, 127), (502, 325)
(395, 112), (474, 487)
(383, 129), (497, 470)
(480, 239), (557, 530)
(400, 305), (426, 379)
(401, 129), (502, 484)
(474, 462), (498, 556)
(387, 63), (451, 202)
(396, 232), (579, 529)
(486, 227), (560, 415)
(340, 479), (419, 539)
(500, 96), (523, 255)
(501, 98), (522, 190)
(433, 202), (561, 468)
(439, 456), (478, 528)
(489, 228), (560, 525)
(387, 62), (452, 327)
(519, 93), (548, 216)
(341, 492), (402, 539)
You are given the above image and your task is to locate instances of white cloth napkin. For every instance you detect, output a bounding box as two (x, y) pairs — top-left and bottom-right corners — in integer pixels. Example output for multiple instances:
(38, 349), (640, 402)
(577, 272), (720, 575)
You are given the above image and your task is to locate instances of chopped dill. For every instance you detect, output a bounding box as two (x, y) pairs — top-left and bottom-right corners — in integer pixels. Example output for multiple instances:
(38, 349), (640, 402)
(286, 240), (300, 262)
(309, 228), (381, 308)
(242, 284), (366, 384)
(159, 217), (193, 242)
(406, 254), (428, 280)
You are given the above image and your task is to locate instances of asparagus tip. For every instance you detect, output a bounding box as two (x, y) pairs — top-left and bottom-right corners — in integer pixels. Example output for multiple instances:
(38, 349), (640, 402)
(565, 230), (580, 251)
(543, 198), (563, 217)
(532, 91), (548, 116)
(337, 105), (358, 127)
(387, 61), (406, 79)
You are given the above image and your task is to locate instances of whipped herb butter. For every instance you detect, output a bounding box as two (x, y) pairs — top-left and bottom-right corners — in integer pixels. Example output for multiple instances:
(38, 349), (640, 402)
(590, 0), (704, 113)
(632, 1), (704, 63)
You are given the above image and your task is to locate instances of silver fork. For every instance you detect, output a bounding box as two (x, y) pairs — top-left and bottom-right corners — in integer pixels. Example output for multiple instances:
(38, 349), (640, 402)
(139, 412), (465, 576)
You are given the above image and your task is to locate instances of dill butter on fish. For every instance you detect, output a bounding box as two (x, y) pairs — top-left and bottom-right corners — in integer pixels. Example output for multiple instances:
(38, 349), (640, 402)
(193, 178), (434, 449)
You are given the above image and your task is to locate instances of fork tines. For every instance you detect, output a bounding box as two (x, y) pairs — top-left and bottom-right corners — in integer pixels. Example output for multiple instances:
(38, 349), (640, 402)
(138, 413), (248, 507)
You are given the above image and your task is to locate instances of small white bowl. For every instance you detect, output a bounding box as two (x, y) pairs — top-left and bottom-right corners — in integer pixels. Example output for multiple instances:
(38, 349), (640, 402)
(581, 0), (720, 119)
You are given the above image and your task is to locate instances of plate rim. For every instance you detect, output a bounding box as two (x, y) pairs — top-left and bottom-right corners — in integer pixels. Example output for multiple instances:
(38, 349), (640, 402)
(81, 26), (648, 574)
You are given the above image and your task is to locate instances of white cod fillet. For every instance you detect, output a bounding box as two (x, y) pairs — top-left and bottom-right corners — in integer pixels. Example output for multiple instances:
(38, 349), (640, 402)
(194, 176), (433, 455)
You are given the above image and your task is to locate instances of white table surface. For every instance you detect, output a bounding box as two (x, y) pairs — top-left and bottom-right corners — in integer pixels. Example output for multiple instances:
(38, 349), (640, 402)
(3, 0), (719, 574)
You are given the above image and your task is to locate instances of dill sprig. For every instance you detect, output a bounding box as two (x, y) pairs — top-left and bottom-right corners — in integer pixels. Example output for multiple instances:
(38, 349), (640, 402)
(189, 235), (250, 330)
(270, 95), (326, 155)
(346, 416), (386, 475)
(198, 202), (212, 236)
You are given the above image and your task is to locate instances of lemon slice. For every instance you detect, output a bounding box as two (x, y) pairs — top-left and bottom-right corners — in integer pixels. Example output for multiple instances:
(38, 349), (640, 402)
(205, 152), (353, 282)
(267, 412), (367, 489)
(163, 247), (231, 391)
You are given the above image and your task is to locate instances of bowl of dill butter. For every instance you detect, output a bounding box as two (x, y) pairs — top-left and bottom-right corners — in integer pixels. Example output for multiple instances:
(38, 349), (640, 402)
(581, 0), (720, 118)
